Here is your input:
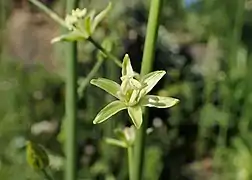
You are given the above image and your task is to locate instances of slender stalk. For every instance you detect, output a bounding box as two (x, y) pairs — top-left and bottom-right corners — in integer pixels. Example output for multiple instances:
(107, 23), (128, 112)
(88, 37), (122, 67)
(65, 0), (79, 180)
(134, 0), (163, 179)
(78, 59), (104, 98)
(128, 146), (135, 180)
(42, 169), (54, 180)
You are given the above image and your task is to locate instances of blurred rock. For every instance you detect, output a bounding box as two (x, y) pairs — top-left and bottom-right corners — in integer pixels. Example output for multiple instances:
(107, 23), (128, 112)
(5, 3), (62, 71)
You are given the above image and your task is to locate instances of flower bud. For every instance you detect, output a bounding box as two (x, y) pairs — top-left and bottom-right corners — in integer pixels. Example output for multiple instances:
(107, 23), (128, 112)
(26, 141), (49, 170)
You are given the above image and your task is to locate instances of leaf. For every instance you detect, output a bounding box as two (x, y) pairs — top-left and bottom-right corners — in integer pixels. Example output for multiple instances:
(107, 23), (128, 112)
(92, 2), (112, 31)
(141, 71), (166, 95)
(140, 95), (179, 108)
(93, 101), (127, 124)
(122, 54), (134, 77)
(90, 78), (120, 98)
(127, 106), (143, 129)
(51, 31), (84, 43)
(104, 138), (127, 148)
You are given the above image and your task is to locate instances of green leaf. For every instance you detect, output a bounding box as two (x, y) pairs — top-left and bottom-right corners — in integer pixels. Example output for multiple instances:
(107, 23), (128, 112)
(127, 106), (143, 129)
(104, 138), (127, 148)
(93, 101), (127, 124)
(122, 54), (134, 77)
(141, 71), (166, 95)
(51, 31), (84, 43)
(92, 2), (112, 31)
(140, 95), (179, 108)
(90, 78), (120, 98)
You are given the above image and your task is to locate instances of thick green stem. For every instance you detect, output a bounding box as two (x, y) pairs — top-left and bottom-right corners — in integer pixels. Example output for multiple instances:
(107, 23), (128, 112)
(65, 0), (79, 180)
(88, 37), (122, 67)
(128, 146), (135, 180)
(134, 0), (163, 179)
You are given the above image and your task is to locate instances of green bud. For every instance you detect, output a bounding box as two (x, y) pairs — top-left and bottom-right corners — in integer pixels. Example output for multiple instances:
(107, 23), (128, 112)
(26, 141), (49, 170)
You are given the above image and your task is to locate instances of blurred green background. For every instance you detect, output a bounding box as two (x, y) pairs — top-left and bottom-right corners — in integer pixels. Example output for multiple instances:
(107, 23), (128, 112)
(1, 0), (252, 179)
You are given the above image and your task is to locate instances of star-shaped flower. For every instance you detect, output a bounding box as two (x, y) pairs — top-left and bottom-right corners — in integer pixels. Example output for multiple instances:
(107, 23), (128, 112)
(90, 54), (179, 129)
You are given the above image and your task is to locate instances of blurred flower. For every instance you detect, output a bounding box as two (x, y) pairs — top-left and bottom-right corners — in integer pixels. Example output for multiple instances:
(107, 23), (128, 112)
(51, 2), (111, 43)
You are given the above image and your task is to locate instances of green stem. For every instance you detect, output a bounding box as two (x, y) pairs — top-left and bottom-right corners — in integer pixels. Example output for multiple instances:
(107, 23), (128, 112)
(42, 169), (54, 180)
(65, 0), (79, 180)
(88, 37), (122, 67)
(0, 0), (6, 56)
(134, 0), (163, 179)
(78, 59), (104, 98)
(128, 146), (135, 180)
(29, 0), (67, 28)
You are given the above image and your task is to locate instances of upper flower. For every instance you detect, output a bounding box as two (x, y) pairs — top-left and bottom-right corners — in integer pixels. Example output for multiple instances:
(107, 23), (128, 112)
(51, 3), (111, 43)
(90, 54), (179, 129)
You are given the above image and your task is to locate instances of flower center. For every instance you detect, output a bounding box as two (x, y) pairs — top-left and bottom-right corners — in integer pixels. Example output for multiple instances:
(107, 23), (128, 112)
(119, 76), (142, 106)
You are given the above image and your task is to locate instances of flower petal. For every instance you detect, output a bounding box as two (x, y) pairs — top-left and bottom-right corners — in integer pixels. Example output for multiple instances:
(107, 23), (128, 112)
(51, 31), (85, 43)
(140, 95), (179, 108)
(127, 106), (143, 129)
(90, 78), (120, 98)
(122, 54), (134, 77)
(93, 101), (127, 124)
(105, 138), (127, 148)
(141, 71), (166, 95)
(92, 2), (112, 31)
(84, 16), (92, 36)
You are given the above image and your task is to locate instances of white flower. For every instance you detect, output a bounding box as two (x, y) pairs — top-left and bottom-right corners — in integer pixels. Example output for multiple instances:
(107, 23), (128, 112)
(90, 54), (179, 129)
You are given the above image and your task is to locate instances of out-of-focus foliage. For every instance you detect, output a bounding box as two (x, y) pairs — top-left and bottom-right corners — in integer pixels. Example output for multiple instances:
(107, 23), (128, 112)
(1, 0), (252, 179)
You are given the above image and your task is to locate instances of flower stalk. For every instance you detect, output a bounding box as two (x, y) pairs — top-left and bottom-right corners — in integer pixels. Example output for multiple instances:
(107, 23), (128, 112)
(128, 145), (135, 180)
(134, 0), (164, 179)
(65, 1), (79, 180)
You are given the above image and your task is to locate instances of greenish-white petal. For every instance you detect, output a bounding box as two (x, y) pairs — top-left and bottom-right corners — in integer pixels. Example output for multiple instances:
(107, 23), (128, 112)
(141, 71), (166, 95)
(51, 31), (85, 43)
(129, 78), (142, 89)
(88, 10), (96, 21)
(140, 95), (179, 108)
(90, 78), (120, 98)
(122, 54), (134, 77)
(127, 106), (143, 129)
(84, 16), (92, 35)
(105, 138), (127, 148)
(93, 101), (127, 124)
(92, 2), (112, 31)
